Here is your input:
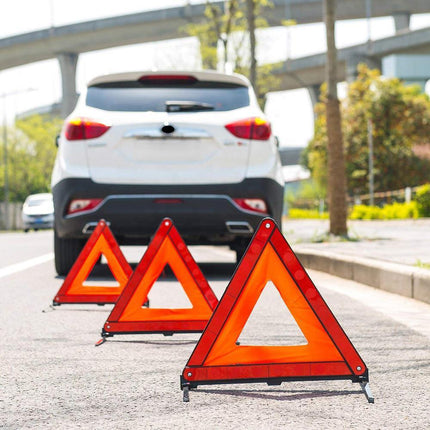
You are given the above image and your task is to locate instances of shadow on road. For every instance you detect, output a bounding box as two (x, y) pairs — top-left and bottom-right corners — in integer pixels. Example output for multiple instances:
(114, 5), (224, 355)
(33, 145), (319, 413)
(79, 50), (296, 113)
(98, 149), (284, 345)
(56, 262), (237, 282)
(96, 339), (198, 346)
(195, 387), (363, 401)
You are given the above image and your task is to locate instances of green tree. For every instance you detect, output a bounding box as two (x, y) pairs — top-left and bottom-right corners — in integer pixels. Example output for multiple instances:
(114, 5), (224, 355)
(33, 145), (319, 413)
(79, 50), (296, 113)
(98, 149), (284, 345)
(305, 65), (430, 197)
(183, 0), (280, 107)
(0, 114), (61, 201)
(184, 1), (244, 71)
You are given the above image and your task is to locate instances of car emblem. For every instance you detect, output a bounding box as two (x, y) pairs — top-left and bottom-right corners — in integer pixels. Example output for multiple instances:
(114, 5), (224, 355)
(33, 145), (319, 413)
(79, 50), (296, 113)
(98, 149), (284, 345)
(161, 124), (175, 134)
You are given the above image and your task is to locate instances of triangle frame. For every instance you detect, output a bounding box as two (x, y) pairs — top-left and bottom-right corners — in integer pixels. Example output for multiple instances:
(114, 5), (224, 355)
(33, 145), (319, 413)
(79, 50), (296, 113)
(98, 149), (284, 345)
(101, 218), (218, 337)
(53, 219), (132, 305)
(181, 218), (372, 402)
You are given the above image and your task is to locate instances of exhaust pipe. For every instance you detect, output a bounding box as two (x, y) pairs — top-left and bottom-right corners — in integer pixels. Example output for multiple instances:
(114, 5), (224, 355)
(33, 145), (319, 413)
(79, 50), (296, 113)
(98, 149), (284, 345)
(226, 221), (254, 234)
(82, 221), (110, 234)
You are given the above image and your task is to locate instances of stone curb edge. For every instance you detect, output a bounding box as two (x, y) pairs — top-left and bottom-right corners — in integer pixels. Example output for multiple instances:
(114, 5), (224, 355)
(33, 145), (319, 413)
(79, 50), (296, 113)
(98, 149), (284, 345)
(295, 248), (430, 305)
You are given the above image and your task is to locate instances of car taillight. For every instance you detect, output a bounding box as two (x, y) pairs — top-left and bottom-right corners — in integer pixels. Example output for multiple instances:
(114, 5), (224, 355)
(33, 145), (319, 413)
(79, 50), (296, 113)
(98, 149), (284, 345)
(233, 198), (268, 214)
(64, 118), (110, 140)
(138, 75), (197, 85)
(67, 199), (103, 215)
(225, 117), (272, 140)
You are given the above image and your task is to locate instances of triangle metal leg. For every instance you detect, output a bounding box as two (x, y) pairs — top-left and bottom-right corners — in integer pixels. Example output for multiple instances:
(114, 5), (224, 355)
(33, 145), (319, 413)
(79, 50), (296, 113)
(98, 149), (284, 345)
(360, 382), (374, 403)
(42, 304), (57, 313)
(94, 336), (107, 347)
(182, 385), (190, 402)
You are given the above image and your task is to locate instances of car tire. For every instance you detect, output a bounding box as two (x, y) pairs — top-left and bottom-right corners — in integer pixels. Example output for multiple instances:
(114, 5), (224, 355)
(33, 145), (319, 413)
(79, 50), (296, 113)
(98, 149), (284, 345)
(232, 241), (249, 264)
(235, 246), (247, 263)
(54, 229), (83, 276)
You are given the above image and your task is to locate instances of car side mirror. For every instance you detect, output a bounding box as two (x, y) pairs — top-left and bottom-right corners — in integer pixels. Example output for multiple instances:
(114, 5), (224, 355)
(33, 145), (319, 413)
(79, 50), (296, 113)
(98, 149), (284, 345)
(55, 135), (59, 147)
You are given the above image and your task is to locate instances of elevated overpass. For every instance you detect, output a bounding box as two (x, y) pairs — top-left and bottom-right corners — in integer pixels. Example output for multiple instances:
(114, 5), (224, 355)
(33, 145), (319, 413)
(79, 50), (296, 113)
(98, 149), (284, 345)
(1, 0), (429, 115)
(275, 25), (430, 106)
(2, 0), (429, 70)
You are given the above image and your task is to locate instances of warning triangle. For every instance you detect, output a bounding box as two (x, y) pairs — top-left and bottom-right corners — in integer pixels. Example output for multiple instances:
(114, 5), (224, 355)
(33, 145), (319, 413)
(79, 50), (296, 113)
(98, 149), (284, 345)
(53, 220), (132, 305)
(101, 218), (218, 337)
(181, 218), (372, 402)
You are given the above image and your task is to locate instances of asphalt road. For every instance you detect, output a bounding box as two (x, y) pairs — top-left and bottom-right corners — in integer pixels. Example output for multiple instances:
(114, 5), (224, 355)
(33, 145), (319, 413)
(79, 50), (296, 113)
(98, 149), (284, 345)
(1, 229), (430, 429)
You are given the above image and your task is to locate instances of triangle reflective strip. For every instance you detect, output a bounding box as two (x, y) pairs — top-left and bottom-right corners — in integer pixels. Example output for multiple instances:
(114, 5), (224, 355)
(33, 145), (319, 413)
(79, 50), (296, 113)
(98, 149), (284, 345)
(183, 218), (368, 386)
(103, 218), (218, 334)
(202, 244), (343, 366)
(53, 220), (132, 305)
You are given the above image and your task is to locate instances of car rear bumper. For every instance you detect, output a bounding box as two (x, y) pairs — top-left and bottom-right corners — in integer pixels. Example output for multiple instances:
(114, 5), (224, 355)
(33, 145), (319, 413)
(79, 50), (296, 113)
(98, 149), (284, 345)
(52, 178), (284, 244)
(22, 215), (54, 230)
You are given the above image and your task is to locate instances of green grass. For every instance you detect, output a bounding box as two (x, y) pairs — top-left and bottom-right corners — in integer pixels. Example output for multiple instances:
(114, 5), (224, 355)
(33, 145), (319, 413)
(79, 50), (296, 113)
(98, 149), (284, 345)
(309, 232), (360, 243)
(415, 260), (430, 270)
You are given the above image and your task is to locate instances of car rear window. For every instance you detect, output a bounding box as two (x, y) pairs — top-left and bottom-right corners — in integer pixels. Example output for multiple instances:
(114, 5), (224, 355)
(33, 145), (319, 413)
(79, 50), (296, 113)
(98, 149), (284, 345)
(27, 199), (46, 206)
(86, 80), (250, 112)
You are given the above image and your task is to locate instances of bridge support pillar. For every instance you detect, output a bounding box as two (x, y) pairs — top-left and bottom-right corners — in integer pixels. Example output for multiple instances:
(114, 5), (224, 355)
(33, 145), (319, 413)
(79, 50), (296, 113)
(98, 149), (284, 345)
(307, 84), (321, 107)
(382, 54), (430, 92)
(57, 52), (79, 117)
(307, 84), (322, 120)
(345, 54), (381, 82)
(393, 12), (411, 33)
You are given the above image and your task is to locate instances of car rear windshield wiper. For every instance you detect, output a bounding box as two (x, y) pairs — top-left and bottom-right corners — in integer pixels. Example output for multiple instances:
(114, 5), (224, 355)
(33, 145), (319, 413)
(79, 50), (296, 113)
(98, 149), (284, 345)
(165, 101), (215, 112)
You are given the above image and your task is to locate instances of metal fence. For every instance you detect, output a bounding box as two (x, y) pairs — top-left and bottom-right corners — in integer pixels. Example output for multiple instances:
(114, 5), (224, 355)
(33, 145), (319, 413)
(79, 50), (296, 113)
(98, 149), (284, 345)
(0, 202), (23, 230)
(347, 186), (417, 206)
(288, 186), (419, 213)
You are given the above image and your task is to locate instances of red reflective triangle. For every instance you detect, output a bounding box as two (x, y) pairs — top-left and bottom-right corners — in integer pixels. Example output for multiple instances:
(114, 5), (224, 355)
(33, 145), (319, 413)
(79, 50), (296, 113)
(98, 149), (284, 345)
(102, 218), (218, 336)
(182, 218), (369, 396)
(53, 220), (132, 305)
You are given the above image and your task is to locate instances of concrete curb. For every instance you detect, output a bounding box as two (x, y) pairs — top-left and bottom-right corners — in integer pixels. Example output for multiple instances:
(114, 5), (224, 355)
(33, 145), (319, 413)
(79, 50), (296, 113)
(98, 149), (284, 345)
(295, 248), (430, 305)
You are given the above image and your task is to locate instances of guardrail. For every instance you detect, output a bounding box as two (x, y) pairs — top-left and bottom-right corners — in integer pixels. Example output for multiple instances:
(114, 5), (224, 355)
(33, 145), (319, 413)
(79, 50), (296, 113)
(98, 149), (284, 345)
(0, 202), (23, 230)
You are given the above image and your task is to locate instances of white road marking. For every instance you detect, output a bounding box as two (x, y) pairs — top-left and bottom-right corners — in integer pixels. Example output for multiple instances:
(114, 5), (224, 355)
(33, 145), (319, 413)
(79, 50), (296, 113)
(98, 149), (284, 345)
(0, 253), (54, 279)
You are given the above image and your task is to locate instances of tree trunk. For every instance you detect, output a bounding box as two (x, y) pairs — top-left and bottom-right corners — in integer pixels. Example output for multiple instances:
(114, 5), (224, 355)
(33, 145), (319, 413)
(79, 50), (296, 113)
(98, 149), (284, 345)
(223, 0), (238, 72)
(323, 0), (348, 236)
(246, 0), (257, 90)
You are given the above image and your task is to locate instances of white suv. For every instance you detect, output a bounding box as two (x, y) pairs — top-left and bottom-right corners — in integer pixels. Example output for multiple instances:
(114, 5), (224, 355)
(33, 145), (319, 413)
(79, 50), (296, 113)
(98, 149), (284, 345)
(51, 70), (284, 275)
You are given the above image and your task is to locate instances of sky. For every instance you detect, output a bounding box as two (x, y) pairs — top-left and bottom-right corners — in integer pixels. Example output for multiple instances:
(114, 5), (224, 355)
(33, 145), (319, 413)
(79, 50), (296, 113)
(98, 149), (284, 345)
(1, 0), (430, 148)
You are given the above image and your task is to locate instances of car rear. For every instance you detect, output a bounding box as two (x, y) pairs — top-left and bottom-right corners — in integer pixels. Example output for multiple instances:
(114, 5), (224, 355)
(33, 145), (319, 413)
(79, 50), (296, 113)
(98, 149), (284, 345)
(52, 71), (284, 275)
(22, 193), (54, 232)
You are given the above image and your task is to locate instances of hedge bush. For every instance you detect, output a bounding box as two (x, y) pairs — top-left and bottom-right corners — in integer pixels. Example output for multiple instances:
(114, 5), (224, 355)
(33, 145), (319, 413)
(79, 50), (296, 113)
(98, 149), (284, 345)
(289, 202), (419, 220)
(415, 184), (430, 217)
(349, 202), (418, 220)
(288, 209), (329, 219)
(349, 205), (382, 220)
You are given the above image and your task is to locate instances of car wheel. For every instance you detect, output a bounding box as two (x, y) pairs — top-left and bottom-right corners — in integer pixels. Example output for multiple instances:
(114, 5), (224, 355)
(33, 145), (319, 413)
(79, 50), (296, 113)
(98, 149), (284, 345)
(232, 240), (249, 264)
(235, 246), (248, 263)
(54, 229), (83, 276)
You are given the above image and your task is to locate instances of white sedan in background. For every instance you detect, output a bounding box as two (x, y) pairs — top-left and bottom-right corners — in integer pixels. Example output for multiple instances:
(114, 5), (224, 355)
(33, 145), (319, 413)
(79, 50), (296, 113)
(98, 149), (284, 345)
(22, 193), (54, 232)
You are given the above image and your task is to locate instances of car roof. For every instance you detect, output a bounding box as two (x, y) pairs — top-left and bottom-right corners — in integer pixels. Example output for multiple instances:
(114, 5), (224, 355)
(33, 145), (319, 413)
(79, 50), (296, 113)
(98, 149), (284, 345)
(87, 70), (250, 88)
(25, 193), (52, 201)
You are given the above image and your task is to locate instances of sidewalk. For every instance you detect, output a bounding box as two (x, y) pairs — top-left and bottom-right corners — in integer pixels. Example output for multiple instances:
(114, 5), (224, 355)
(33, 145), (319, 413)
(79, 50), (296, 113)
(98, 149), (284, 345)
(283, 219), (430, 304)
